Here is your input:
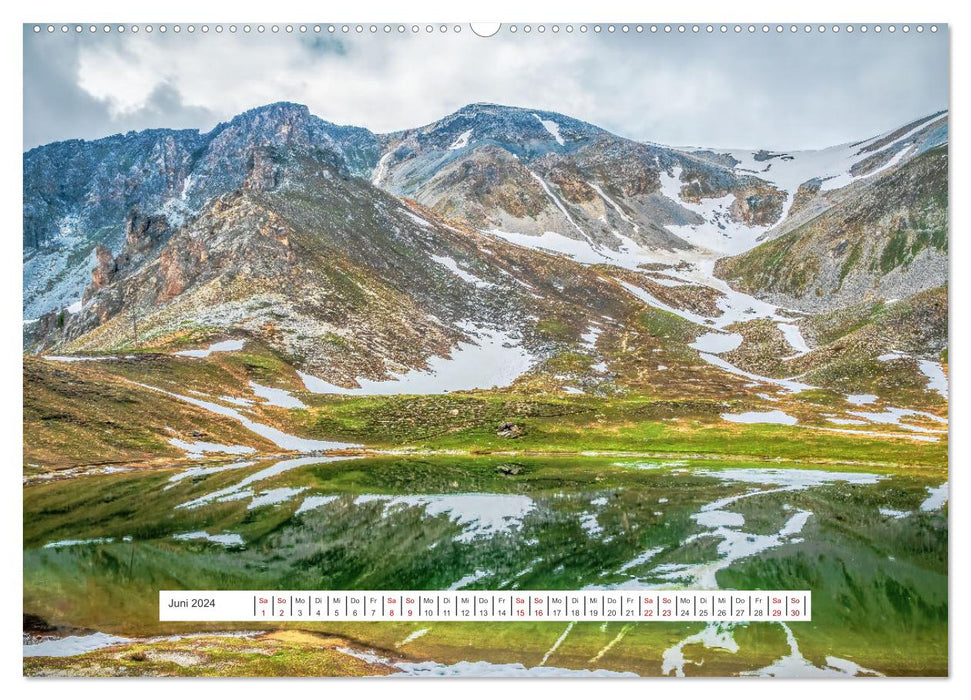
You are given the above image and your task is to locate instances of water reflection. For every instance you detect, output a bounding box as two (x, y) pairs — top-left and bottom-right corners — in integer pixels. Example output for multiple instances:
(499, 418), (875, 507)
(24, 456), (948, 674)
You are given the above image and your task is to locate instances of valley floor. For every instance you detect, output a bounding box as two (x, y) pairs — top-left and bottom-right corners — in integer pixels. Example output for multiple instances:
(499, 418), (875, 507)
(22, 316), (948, 678)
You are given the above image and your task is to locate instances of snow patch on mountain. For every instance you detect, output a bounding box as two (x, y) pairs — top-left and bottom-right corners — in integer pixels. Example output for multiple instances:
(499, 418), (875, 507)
(777, 323), (811, 356)
(690, 332), (743, 354)
(403, 210), (433, 228)
(533, 114), (565, 146)
(135, 383), (357, 453)
(617, 279), (713, 327)
(588, 182), (640, 232)
(489, 229), (615, 265)
(658, 166), (770, 255)
(248, 381), (307, 409)
(699, 353), (813, 394)
(917, 360), (948, 399)
(717, 112), (945, 222)
(431, 255), (494, 288)
(371, 151), (393, 185)
(448, 129), (473, 150)
(175, 339), (245, 358)
(298, 324), (534, 395)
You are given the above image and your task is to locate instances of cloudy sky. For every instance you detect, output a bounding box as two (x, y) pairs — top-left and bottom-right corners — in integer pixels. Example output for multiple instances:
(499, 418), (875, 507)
(23, 24), (948, 151)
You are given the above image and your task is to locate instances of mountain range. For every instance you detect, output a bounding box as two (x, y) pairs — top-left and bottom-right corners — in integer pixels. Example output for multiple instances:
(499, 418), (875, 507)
(22, 101), (948, 466)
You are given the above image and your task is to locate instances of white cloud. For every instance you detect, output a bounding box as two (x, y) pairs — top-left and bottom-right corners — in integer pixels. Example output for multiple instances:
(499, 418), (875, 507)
(42, 29), (950, 150)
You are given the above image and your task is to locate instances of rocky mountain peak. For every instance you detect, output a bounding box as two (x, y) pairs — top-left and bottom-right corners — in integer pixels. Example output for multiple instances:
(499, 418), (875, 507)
(405, 102), (603, 155)
(205, 102), (317, 158)
(217, 101), (313, 136)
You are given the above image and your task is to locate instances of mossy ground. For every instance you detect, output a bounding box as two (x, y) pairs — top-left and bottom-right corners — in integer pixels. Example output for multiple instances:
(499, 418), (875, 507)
(23, 631), (395, 677)
(24, 342), (947, 475)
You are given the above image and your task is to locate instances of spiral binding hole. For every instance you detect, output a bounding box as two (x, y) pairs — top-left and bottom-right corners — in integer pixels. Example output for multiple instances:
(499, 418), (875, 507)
(30, 23), (942, 36)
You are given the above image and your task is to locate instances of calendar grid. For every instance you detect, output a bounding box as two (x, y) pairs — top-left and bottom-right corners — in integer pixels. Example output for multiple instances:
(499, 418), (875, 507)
(160, 590), (811, 622)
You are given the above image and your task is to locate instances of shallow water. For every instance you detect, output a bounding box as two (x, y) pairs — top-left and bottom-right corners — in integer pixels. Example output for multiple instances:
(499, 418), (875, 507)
(23, 455), (947, 676)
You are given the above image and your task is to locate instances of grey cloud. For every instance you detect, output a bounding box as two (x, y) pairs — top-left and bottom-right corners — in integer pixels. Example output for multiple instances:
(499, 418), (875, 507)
(23, 27), (218, 148)
(23, 24), (949, 151)
(112, 82), (217, 135)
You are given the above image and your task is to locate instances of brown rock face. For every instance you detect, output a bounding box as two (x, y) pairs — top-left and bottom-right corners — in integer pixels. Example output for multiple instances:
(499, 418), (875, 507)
(433, 147), (549, 221)
(84, 245), (117, 303)
(152, 195), (294, 303)
(81, 210), (171, 305)
(158, 245), (197, 301)
(547, 165), (598, 204)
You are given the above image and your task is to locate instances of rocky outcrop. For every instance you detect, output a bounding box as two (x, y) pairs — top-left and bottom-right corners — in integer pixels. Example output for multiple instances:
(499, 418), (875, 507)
(496, 422), (523, 438)
(23, 103), (381, 318)
(730, 184), (787, 227)
(118, 210), (172, 266)
(788, 178), (823, 218)
(77, 210), (171, 306)
(243, 148), (283, 193)
(85, 244), (117, 301)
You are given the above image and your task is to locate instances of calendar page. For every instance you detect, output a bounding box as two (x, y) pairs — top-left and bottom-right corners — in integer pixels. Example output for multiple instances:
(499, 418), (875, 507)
(22, 21), (948, 678)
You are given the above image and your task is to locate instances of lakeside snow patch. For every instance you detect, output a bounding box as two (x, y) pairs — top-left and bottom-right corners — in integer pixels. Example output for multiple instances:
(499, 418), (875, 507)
(168, 438), (256, 458)
(134, 383), (358, 452)
(24, 632), (131, 658)
(920, 483), (948, 512)
(173, 530), (244, 547)
(721, 410), (797, 426)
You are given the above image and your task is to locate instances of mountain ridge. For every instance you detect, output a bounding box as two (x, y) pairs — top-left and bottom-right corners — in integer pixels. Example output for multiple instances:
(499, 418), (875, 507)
(24, 101), (948, 409)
